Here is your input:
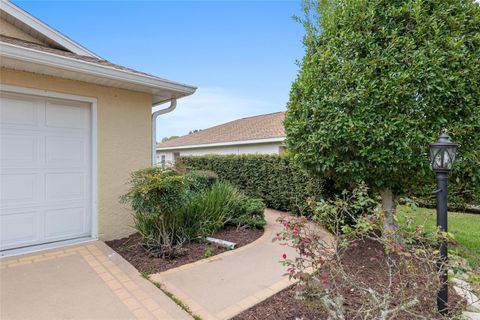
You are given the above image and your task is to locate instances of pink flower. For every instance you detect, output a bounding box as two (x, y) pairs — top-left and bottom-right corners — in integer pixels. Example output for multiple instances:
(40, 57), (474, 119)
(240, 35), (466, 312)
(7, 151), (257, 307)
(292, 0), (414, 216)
(293, 227), (299, 236)
(282, 253), (287, 259)
(283, 221), (289, 228)
(335, 203), (340, 209)
(415, 225), (422, 234)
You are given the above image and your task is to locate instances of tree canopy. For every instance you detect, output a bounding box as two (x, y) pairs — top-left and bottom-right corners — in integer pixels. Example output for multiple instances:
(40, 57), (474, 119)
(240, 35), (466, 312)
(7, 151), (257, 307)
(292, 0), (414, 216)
(285, 0), (480, 199)
(285, 0), (480, 230)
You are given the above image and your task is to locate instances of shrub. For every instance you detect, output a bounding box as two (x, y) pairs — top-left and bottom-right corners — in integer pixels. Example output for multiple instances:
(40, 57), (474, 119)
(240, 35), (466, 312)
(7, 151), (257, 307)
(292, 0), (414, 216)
(178, 154), (324, 215)
(184, 169), (218, 193)
(121, 167), (187, 257)
(313, 182), (376, 234)
(230, 196), (266, 228)
(275, 189), (465, 319)
(122, 167), (267, 256)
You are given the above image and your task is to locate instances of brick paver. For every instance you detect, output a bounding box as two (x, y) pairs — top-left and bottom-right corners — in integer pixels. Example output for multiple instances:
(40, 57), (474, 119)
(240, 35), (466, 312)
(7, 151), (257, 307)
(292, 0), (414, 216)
(0, 241), (192, 320)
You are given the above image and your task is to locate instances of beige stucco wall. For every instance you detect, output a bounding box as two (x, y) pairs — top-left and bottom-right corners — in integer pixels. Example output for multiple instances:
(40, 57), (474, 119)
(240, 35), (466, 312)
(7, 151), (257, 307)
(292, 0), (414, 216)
(0, 68), (152, 241)
(0, 19), (47, 45)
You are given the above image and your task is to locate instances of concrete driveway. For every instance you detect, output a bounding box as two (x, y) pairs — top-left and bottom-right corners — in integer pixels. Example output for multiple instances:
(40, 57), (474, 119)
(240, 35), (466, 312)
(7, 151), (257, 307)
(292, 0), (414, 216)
(0, 241), (192, 320)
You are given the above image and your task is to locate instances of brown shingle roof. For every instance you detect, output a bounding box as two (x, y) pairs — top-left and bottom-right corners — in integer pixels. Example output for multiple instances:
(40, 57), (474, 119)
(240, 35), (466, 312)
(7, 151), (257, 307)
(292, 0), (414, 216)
(157, 112), (285, 149)
(0, 34), (162, 79)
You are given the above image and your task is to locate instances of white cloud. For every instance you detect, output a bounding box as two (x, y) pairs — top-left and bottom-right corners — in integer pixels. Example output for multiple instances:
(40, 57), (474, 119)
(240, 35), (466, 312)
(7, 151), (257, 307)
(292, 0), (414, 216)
(154, 87), (281, 141)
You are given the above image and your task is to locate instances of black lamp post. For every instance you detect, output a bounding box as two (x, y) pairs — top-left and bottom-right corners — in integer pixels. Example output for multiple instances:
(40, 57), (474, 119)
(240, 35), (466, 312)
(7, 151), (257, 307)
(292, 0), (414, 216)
(429, 131), (459, 315)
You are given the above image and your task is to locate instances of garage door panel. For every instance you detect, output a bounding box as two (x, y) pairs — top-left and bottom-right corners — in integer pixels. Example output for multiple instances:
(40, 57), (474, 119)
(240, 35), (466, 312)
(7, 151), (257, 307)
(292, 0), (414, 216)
(44, 207), (87, 239)
(0, 93), (92, 252)
(45, 136), (87, 166)
(45, 101), (89, 130)
(1, 211), (40, 248)
(45, 172), (86, 201)
(0, 173), (39, 204)
(0, 96), (41, 127)
(1, 134), (40, 166)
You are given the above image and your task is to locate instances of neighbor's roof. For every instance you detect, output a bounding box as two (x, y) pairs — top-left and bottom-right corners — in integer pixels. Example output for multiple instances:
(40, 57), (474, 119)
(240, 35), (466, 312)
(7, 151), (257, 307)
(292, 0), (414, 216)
(157, 112), (285, 150)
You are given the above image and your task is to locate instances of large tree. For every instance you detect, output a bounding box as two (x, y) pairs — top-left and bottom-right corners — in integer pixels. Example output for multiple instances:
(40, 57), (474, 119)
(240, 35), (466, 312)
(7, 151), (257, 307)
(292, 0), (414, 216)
(285, 0), (480, 232)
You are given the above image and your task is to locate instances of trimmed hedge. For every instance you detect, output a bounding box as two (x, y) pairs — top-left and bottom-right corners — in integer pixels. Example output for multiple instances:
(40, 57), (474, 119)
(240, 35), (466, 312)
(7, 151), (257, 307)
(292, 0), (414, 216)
(178, 154), (324, 215)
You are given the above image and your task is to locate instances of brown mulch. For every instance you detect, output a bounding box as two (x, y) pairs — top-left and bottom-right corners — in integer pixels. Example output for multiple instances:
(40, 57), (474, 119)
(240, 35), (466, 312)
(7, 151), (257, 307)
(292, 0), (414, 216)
(106, 225), (264, 274)
(234, 238), (466, 320)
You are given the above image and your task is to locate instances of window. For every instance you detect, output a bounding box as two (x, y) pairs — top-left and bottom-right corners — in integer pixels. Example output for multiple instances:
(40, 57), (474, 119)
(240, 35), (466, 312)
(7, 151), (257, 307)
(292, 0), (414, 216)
(161, 155), (166, 169)
(173, 152), (180, 163)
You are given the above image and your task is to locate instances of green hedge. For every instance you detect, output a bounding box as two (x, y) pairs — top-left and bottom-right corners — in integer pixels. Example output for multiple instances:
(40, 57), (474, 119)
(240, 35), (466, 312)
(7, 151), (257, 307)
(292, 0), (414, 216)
(178, 154), (324, 215)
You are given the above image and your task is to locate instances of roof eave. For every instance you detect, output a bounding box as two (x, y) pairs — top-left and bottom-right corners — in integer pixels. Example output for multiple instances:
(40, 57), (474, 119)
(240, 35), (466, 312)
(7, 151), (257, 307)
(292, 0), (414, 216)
(157, 137), (286, 151)
(0, 41), (197, 101)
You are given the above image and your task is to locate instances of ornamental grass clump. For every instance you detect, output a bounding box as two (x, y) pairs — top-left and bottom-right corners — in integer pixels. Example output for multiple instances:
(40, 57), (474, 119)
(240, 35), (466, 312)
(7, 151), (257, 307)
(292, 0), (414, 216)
(181, 181), (242, 240)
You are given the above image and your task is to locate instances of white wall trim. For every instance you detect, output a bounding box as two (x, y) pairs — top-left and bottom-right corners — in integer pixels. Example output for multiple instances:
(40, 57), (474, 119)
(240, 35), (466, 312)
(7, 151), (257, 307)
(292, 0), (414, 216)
(0, 42), (197, 103)
(1, 0), (100, 58)
(0, 84), (98, 241)
(157, 137), (285, 151)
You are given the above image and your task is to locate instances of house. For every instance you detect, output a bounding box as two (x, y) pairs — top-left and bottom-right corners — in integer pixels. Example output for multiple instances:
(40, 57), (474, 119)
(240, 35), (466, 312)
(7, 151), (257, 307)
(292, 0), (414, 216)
(0, 0), (196, 255)
(156, 112), (285, 166)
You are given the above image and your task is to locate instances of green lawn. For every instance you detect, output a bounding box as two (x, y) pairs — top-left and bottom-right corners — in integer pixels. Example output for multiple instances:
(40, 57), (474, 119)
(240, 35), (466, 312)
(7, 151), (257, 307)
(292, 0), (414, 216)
(397, 206), (480, 270)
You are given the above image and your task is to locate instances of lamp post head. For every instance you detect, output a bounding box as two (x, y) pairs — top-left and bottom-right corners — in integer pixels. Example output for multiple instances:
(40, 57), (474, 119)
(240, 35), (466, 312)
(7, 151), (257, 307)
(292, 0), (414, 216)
(429, 130), (460, 173)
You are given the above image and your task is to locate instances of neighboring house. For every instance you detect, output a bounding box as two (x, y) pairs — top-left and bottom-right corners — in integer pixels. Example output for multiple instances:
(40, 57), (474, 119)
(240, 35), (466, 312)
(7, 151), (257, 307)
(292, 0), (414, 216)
(156, 112), (285, 166)
(0, 0), (196, 255)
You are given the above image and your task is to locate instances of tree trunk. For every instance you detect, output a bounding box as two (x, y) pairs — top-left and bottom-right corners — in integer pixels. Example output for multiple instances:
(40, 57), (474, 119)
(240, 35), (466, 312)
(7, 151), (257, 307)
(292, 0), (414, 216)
(380, 188), (399, 234)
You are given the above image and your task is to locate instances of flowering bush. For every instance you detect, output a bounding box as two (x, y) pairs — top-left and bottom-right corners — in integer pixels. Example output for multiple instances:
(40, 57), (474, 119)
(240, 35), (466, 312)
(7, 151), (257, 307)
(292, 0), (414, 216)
(311, 181), (376, 234)
(275, 185), (465, 319)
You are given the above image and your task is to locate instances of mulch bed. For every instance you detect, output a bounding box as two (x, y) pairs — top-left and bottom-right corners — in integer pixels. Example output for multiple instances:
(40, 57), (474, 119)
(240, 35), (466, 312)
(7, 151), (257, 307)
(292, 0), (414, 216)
(106, 225), (264, 274)
(234, 238), (466, 320)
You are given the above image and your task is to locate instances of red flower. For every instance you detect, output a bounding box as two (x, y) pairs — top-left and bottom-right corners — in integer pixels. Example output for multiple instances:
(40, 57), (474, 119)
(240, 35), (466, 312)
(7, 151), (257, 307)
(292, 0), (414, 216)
(282, 253), (287, 259)
(415, 225), (422, 234)
(283, 221), (289, 228)
(293, 227), (299, 235)
(335, 203), (340, 209)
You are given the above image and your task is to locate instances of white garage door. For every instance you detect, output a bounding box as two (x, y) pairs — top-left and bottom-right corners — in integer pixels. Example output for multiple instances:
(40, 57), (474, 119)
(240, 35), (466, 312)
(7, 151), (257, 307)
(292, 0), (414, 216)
(0, 92), (92, 252)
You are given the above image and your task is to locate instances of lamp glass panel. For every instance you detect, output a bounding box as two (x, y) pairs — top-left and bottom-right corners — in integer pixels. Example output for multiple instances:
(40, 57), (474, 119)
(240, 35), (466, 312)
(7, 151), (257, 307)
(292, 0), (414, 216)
(430, 148), (443, 170)
(430, 146), (457, 170)
(445, 146), (458, 169)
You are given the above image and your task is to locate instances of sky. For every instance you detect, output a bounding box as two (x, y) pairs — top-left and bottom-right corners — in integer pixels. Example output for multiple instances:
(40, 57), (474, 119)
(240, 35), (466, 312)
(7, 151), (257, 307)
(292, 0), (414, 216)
(14, 0), (305, 141)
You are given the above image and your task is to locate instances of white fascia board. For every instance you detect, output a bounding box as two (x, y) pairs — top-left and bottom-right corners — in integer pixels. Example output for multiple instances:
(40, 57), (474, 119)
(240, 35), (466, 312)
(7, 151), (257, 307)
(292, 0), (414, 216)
(157, 137), (285, 151)
(0, 42), (197, 98)
(1, 0), (100, 58)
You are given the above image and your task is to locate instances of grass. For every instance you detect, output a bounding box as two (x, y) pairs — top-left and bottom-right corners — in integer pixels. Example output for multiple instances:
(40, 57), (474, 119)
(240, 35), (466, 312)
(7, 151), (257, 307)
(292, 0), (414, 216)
(153, 283), (204, 320)
(397, 205), (480, 270)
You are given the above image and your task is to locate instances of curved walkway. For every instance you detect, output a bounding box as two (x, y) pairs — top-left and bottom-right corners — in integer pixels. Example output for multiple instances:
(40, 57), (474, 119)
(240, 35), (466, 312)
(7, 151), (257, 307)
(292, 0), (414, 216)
(150, 209), (332, 320)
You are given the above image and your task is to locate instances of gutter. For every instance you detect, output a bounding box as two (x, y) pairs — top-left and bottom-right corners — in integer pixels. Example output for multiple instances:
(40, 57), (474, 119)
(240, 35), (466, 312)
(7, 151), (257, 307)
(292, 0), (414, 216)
(157, 137), (286, 151)
(152, 99), (177, 164)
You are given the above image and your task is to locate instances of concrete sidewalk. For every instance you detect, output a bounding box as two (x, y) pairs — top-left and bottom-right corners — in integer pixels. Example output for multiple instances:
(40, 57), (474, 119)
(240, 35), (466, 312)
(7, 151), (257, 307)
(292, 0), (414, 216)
(150, 209), (331, 320)
(0, 241), (191, 320)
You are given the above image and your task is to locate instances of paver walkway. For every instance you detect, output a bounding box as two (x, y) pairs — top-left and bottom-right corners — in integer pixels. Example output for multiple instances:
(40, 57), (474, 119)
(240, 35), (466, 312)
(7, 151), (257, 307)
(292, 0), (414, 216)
(150, 209), (332, 320)
(0, 241), (191, 320)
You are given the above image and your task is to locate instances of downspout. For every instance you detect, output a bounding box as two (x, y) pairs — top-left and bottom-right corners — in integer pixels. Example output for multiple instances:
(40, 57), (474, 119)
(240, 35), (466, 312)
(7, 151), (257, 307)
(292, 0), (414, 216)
(152, 99), (177, 165)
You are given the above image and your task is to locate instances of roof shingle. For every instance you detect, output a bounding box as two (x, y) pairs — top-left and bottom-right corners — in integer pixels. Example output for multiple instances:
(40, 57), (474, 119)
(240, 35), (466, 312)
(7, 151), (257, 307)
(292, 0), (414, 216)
(0, 34), (162, 79)
(157, 112), (285, 149)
